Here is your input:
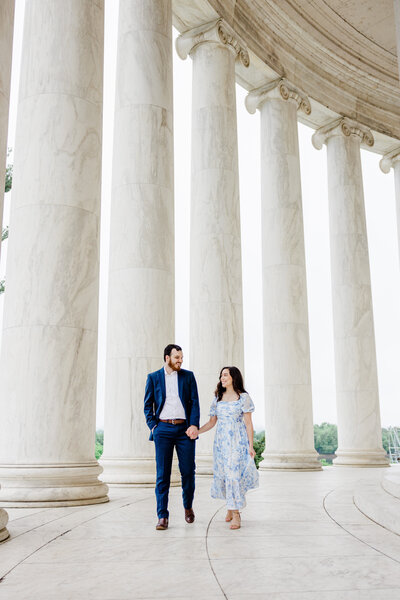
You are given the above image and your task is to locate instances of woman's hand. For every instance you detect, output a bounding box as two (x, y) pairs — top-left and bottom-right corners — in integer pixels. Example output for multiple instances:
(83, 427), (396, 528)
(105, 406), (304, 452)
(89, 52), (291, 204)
(249, 447), (256, 459)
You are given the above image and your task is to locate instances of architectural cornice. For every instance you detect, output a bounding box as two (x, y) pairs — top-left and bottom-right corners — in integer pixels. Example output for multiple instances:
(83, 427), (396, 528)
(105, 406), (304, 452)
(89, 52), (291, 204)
(245, 78), (311, 115)
(175, 18), (250, 67)
(379, 148), (400, 174)
(312, 117), (374, 150)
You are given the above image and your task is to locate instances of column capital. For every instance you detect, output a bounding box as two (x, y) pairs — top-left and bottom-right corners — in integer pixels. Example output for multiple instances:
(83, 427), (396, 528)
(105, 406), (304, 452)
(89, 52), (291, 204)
(245, 78), (311, 115)
(312, 117), (374, 150)
(379, 147), (400, 174)
(175, 18), (249, 67)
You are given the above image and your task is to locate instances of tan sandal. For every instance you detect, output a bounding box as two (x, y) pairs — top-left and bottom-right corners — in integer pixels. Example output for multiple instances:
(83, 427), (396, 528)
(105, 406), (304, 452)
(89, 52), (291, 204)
(230, 511), (241, 530)
(225, 510), (233, 522)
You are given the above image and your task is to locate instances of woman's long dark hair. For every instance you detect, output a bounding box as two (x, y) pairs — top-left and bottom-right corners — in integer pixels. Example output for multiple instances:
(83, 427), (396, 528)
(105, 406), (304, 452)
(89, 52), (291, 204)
(215, 366), (247, 401)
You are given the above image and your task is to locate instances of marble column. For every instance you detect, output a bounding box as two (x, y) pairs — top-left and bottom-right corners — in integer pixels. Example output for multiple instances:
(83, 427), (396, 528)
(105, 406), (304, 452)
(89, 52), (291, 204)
(312, 118), (388, 467)
(380, 148), (400, 266)
(379, 149), (400, 493)
(100, 0), (176, 485)
(0, 0), (14, 259)
(0, 0), (109, 506)
(0, 0), (14, 535)
(246, 79), (321, 470)
(176, 20), (247, 474)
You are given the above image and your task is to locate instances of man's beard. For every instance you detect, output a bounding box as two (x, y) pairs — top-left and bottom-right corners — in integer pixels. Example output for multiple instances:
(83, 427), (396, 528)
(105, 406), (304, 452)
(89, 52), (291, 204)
(168, 358), (181, 371)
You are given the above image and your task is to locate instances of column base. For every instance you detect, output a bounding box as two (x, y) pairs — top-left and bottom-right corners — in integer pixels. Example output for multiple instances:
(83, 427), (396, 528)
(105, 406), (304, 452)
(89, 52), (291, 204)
(333, 448), (390, 467)
(0, 463), (109, 507)
(100, 457), (181, 487)
(260, 451), (322, 471)
(195, 454), (214, 476)
(0, 509), (9, 542)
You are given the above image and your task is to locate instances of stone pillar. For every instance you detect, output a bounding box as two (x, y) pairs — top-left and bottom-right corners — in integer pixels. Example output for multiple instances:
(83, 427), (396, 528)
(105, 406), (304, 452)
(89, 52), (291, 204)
(380, 148), (400, 266)
(100, 0), (176, 485)
(246, 79), (321, 470)
(176, 20), (247, 474)
(380, 149), (400, 492)
(312, 118), (388, 467)
(0, 0), (14, 260)
(0, 0), (14, 534)
(0, 0), (109, 506)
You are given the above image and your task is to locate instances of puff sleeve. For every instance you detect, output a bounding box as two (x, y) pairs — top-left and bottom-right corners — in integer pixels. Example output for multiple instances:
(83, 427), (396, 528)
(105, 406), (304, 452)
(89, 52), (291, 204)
(209, 397), (218, 416)
(241, 393), (255, 413)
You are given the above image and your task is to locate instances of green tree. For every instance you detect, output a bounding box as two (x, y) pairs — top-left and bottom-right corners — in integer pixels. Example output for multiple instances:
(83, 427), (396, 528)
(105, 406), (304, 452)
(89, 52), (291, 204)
(314, 422), (338, 455)
(253, 430), (265, 469)
(382, 427), (389, 453)
(95, 429), (104, 460)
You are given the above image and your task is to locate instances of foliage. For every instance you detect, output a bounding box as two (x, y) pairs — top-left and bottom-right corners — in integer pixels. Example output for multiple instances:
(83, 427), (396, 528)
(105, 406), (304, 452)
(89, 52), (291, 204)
(95, 429), (104, 460)
(314, 422), (338, 455)
(1, 226), (8, 242)
(5, 148), (12, 193)
(253, 430), (265, 469)
(381, 428), (389, 453)
(319, 458), (332, 467)
(0, 280), (4, 295)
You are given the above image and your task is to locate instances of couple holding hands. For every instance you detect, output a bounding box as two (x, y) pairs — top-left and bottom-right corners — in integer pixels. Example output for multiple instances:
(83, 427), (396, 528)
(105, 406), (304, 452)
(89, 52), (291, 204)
(144, 344), (259, 531)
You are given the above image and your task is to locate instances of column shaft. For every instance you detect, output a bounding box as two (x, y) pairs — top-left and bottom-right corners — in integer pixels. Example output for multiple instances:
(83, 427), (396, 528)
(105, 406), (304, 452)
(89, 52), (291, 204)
(314, 119), (388, 466)
(0, 0), (109, 505)
(101, 0), (175, 484)
(177, 20), (246, 474)
(0, 0), (14, 533)
(0, 0), (14, 260)
(247, 80), (320, 470)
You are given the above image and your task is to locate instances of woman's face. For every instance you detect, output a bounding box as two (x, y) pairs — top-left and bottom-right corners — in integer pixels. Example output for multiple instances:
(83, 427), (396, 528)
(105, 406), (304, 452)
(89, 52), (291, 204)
(220, 368), (232, 388)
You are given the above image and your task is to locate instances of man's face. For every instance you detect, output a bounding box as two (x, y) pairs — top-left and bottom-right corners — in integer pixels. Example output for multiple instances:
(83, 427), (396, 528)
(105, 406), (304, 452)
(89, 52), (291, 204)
(166, 349), (183, 371)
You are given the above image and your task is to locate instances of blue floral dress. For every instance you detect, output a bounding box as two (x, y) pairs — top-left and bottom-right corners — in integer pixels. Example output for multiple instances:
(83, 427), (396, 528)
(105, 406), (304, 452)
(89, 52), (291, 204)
(210, 393), (259, 509)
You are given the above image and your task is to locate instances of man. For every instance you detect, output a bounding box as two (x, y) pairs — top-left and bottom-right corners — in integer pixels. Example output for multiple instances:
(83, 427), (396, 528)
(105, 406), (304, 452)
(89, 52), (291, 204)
(144, 344), (200, 530)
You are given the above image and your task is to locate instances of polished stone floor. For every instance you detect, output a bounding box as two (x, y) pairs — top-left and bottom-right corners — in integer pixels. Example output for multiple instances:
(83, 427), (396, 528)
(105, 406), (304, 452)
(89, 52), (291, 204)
(0, 467), (400, 599)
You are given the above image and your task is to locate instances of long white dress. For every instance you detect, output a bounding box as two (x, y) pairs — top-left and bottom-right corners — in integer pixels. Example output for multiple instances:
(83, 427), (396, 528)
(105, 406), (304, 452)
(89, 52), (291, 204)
(209, 393), (259, 510)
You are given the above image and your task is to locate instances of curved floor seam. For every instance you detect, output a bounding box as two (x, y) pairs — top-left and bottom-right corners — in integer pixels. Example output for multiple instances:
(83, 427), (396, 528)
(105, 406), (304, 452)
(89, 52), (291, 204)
(323, 486), (400, 566)
(0, 495), (150, 582)
(205, 504), (228, 600)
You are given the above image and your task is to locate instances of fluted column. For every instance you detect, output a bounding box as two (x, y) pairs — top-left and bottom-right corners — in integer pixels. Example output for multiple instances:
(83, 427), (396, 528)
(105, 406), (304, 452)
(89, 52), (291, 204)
(380, 149), (400, 493)
(312, 118), (388, 467)
(380, 148), (400, 266)
(176, 20), (247, 474)
(0, 0), (14, 534)
(0, 0), (109, 506)
(101, 0), (176, 485)
(0, 0), (14, 260)
(246, 79), (320, 470)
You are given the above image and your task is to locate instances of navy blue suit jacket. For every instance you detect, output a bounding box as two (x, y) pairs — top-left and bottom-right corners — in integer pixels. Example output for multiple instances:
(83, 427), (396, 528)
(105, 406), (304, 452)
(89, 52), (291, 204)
(144, 367), (200, 441)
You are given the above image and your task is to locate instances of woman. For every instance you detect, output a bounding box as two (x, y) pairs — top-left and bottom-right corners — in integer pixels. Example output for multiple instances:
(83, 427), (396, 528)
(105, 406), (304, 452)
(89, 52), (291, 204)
(197, 366), (259, 529)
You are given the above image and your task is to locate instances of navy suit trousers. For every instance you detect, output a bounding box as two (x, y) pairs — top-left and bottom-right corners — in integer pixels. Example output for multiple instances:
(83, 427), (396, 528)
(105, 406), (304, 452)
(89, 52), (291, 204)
(153, 421), (196, 518)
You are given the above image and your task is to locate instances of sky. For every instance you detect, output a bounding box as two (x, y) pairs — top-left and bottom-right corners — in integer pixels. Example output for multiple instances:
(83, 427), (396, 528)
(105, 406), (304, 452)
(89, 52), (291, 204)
(1, 0), (400, 432)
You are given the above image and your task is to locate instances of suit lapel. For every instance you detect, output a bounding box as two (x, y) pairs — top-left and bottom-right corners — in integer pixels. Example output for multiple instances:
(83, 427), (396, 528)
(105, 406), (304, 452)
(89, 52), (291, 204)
(178, 370), (184, 404)
(159, 368), (166, 402)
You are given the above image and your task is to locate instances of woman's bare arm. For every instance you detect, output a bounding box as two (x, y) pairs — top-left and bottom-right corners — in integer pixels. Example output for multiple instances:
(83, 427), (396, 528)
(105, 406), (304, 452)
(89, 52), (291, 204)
(198, 416), (217, 435)
(243, 412), (256, 459)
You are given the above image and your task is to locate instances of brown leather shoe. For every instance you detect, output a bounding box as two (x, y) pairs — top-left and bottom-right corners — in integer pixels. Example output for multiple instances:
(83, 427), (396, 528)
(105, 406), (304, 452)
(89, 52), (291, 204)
(184, 508), (195, 523)
(156, 517), (168, 530)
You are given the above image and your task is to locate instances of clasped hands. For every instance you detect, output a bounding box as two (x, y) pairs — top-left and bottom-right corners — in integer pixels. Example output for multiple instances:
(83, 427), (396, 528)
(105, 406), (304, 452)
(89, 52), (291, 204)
(186, 425), (199, 440)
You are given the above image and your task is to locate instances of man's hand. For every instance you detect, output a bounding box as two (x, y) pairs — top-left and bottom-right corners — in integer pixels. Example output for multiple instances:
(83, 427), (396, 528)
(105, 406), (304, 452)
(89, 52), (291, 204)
(186, 425), (199, 440)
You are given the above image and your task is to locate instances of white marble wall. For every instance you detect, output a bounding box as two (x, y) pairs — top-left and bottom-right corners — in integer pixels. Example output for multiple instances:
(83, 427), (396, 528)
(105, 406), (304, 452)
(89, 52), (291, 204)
(100, 0), (176, 484)
(246, 80), (321, 470)
(0, 0), (14, 259)
(0, 0), (109, 505)
(313, 118), (388, 467)
(176, 20), (247, 473)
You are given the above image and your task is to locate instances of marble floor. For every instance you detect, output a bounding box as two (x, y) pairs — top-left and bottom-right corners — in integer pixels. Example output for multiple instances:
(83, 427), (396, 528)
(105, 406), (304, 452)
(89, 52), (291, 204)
(0, 466), (400, 599)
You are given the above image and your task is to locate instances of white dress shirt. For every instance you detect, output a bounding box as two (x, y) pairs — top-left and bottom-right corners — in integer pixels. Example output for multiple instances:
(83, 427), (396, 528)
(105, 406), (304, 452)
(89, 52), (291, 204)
(159, 368), (186, 419)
